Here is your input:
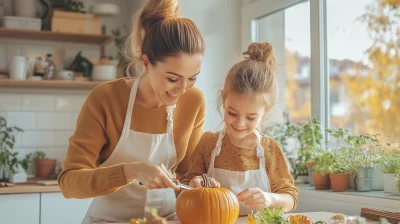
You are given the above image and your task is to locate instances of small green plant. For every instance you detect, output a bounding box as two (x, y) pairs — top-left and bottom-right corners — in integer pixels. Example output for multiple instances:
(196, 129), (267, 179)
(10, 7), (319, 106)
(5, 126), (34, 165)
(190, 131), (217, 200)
(30, 151), (48, 161)
(313, 151), (334, 175)
(330, 147), (352, 175)
(20, 153), (32, 173)
(51, 0), (85, 13)
(0, 116), (23, 175)
(379, 152), (400, 174)
(293, 162), (308, 179)
(296, 118), (325, 163)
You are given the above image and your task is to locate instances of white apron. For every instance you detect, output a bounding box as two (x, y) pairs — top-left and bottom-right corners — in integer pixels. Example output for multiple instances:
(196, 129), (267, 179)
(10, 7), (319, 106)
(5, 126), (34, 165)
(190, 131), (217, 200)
(82, 78), (177, 223)
(207, 129), (271, 216)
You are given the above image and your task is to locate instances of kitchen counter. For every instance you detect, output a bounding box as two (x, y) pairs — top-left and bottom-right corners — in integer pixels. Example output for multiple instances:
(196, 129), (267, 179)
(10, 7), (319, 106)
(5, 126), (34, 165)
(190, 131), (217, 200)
(0, 183), (61, 194)
(100, 212), (378, 224)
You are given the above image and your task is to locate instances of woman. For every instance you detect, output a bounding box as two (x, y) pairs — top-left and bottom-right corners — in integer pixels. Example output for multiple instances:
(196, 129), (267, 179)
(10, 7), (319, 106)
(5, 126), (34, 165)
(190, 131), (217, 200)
(57, 0), (206, 223)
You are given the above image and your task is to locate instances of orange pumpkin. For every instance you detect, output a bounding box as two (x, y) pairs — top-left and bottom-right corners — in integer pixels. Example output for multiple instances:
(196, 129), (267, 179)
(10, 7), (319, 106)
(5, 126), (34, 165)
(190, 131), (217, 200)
(176, 174), (239, 224)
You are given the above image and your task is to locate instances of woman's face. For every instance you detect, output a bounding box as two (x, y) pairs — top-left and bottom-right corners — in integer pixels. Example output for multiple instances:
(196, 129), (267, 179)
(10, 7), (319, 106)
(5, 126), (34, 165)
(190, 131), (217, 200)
(144, 53), (203, 106)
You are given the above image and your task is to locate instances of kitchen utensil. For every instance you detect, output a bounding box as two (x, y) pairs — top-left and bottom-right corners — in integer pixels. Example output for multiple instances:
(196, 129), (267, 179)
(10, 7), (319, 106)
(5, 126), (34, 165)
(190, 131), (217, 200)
(172, 180), (193, 190)
(139, 180), (193, 190)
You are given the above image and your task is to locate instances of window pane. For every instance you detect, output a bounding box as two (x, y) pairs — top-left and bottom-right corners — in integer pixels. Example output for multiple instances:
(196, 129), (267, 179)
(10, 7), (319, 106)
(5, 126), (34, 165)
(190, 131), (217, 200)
(256, 1), (311, 124)
(327, 0), (400, 141)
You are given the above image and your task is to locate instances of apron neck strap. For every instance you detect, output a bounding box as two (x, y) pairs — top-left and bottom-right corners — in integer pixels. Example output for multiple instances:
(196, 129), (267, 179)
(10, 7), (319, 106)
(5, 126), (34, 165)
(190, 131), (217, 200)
(209, 128), (266, 170)
(122, 78), (140, 131)
(166, 105), (176, 133)
(122, 78), (176, 134)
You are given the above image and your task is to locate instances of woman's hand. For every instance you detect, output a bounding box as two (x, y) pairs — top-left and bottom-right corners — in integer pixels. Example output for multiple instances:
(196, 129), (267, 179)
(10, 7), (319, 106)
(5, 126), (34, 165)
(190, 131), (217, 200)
(124, 162), (179, 191)
(188, 176), (220, 188)
(236, 187), (273, 209)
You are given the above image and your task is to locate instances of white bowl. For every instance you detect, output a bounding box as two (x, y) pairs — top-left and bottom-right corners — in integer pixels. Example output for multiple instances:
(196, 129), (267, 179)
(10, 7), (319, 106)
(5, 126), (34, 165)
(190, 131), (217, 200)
(90, 4), (120, 17)
(92, 65), (117, 81)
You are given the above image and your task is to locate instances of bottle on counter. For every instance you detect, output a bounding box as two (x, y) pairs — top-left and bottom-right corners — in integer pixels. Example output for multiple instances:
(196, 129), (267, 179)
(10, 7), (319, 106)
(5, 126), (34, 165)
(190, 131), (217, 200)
(33, 56), (45, 80)
(44, 53), (55, 80)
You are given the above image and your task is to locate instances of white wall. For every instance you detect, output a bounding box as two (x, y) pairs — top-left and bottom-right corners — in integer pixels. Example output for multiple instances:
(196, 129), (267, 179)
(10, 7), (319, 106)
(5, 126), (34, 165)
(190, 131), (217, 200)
(181, 0), (242, 131)
(0, 0), (139, 175)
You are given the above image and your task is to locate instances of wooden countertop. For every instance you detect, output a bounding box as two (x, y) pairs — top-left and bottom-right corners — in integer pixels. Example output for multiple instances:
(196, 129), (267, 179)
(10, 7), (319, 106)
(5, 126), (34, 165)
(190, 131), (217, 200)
(0, 178), (61, 194)
(0, 183), (61, 194)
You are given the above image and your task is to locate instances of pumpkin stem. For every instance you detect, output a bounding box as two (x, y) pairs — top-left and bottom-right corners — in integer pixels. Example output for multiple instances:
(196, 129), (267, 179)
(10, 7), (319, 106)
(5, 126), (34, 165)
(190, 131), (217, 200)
(201, 173), (212, 188)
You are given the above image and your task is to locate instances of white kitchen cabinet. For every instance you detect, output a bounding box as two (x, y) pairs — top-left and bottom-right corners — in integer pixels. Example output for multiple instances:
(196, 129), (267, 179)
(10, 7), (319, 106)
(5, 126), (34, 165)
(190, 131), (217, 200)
(0, 193), (40, 224)
(40, 192), (92, 224)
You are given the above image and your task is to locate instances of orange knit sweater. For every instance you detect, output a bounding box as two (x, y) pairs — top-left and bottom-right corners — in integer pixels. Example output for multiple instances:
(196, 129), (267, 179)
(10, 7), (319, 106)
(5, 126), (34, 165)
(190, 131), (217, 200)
(58, 78), (205, 199)
(182, 132), (299, 211)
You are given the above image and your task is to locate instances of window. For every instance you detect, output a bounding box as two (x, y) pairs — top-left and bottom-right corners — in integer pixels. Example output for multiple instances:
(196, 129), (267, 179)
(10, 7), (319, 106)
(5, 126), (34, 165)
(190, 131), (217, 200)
(256, 1), (311, 124)
(327, 0), (400, 141)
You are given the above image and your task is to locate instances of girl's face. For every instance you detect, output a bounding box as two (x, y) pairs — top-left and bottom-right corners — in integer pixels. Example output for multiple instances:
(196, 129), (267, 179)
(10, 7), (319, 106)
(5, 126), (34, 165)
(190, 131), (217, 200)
(223, 91), (266, 140)
(144, 53), (203, 106)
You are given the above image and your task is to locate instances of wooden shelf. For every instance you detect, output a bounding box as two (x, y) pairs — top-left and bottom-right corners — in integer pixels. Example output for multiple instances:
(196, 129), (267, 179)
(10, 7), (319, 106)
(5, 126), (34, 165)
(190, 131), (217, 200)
(0, 28), (115, 45)
(0, 79), (105, 90)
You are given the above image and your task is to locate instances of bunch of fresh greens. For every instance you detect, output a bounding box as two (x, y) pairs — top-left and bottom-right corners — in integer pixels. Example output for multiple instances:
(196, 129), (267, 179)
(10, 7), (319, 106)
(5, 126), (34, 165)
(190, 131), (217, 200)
(251, 207), (288, 224)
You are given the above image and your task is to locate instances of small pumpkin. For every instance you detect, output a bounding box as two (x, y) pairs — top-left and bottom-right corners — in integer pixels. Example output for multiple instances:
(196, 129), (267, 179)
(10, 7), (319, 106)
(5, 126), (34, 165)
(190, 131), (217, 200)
(176, 174), (239, 224)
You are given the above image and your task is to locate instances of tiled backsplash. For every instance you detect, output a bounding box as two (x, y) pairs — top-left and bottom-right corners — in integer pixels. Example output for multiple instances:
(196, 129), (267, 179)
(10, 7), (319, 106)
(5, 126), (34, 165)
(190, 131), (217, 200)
(0, 91), (89, 174)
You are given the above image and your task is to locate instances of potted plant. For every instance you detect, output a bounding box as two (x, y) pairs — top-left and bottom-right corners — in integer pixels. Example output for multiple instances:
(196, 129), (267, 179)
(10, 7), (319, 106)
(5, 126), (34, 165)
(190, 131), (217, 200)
(0, 116), (23, 182)
(297, 119), (325, 186)
(391, 170), (400, 196)
(7, 152), (31, 183)
(345, 134), (383, 192)
(30, 151), (57, 179)
(312, 151), (333, 190)
(379, 152), (400, 193)
(51, 0), (85, 12)
(329, 147), (353, 192)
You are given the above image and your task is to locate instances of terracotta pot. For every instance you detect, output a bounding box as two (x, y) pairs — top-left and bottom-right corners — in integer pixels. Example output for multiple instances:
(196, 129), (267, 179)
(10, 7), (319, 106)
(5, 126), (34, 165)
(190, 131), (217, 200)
(330, 173), (349, 192)
(312, 172), (330, 190)
(305, 162), (315, 168)
(35, 159), (56, 178)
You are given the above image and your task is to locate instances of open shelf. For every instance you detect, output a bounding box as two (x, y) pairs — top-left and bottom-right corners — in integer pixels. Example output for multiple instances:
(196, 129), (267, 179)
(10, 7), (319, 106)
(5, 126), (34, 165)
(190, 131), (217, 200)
(0, 79), (105, 90)
(0, 27), (115, 45)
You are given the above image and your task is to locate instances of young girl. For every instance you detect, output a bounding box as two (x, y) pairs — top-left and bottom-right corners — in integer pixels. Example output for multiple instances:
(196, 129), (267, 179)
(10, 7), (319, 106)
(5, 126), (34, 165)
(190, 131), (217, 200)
(182, 42), (298, 215)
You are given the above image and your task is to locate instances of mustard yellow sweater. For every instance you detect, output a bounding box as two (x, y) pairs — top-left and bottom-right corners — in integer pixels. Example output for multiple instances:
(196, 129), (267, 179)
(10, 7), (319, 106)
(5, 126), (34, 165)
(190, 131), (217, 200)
(182, 132), (299, 210)
(58, 78), (205, 198)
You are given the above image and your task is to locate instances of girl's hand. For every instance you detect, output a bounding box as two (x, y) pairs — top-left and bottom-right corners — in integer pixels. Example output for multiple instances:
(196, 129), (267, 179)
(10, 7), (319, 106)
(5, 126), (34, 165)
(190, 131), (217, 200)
(236, 187), (273, 209)
(188, 176), (220, 188)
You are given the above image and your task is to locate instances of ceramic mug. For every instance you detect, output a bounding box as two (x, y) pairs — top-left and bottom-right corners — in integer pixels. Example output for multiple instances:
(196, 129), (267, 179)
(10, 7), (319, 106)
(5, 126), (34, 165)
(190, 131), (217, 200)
(9, 56), (27, 80)
(13, 0), (36, 17)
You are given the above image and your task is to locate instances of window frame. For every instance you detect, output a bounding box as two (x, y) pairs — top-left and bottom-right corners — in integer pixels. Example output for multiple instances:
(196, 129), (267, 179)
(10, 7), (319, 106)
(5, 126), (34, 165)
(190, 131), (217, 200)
(241, 0), (330, 134)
